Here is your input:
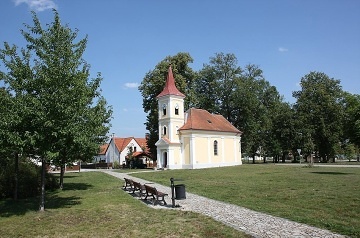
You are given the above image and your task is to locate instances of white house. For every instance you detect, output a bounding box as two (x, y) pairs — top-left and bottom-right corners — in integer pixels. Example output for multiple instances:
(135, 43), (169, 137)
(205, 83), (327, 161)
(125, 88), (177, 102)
(93, 144), (109, 163)
(103, 136), (148, 165)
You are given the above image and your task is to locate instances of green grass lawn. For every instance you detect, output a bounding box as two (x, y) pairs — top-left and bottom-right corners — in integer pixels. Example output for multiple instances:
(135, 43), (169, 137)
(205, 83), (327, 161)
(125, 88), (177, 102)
(130, 164), (360, 237)
(0, 172), (249, 238)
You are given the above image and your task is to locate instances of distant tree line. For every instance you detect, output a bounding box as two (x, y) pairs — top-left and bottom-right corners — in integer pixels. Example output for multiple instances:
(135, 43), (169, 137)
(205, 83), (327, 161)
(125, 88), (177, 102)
(0, 10), (112, 210)
(139, 52), (360, 164)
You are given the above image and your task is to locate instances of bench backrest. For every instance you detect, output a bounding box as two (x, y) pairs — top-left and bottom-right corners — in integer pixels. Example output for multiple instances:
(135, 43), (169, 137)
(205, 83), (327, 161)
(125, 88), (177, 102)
(133, 181), (144, 189)
(144, 184), (157, 194)
(124, 178), (134, 185)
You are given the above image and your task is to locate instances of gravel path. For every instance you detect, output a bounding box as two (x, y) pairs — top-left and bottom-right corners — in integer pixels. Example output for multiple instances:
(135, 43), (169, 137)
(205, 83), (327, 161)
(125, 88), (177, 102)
(102, 170), (346, 238)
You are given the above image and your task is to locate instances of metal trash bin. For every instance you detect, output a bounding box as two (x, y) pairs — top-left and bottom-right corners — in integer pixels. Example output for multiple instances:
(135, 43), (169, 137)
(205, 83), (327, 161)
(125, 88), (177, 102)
(174, 184), (186, 200)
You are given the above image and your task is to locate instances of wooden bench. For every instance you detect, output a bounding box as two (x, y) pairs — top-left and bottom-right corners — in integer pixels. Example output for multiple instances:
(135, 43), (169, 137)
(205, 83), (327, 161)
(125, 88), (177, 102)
(144, 184), (168, 205)
(132, 181), (146, 199)
(123, 178), (134, 191)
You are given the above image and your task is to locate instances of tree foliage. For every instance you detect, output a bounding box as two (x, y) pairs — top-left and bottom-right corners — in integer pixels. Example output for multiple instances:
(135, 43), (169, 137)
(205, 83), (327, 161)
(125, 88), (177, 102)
(0, 10), (112, 208)
(292, 72), (344, 162)
(343, 93), (360, 147)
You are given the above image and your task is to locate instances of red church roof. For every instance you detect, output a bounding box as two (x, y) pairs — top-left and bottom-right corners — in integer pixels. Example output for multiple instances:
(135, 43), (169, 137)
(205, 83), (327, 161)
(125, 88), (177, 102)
(156, 65), (185, 98)
(179, 108), (241, 134)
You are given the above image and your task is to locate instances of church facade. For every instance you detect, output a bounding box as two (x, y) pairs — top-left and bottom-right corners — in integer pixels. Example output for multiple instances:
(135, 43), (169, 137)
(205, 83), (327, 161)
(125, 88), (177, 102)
(155, 65), (242, 169)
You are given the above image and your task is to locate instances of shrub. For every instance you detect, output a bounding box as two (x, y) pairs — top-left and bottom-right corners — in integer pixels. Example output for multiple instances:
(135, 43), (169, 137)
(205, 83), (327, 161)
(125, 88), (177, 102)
(0, 159), (59, 199)
(113, 161), (122, 169)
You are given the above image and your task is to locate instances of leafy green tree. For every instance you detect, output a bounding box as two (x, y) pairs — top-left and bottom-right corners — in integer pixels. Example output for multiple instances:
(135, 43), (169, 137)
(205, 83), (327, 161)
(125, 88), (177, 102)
(231, 64), (284, 163)
(343, 93), (360, 161)
(138, 52), (196, 160)
(0, 44), (38, 200)
(195, 54), (285, 163)
(293, 72), (344, 162)
(195, 53), (242, 120)
(0, 10), (112, 209)
(267, 101), (294, 162)
(344, 143), (356, 161)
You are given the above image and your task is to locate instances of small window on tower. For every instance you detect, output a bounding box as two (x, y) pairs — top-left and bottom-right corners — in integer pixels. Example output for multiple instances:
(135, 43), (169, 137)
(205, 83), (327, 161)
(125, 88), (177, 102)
(175, 103), (179, 115)
(163, 126), (167, 136)
(163, 104), (167, 116)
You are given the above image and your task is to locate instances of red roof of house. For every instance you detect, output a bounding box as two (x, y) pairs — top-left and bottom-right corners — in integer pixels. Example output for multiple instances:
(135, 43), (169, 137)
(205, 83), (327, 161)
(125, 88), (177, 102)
(132, 151), (151, 158)
(134, 138), (149, 153)
(110, 137), (150, 153)
(113, 137), (133, 152)
(99, 144), (109, 155)
(179, 108), (241, 134)
(156, 65), (185, 98)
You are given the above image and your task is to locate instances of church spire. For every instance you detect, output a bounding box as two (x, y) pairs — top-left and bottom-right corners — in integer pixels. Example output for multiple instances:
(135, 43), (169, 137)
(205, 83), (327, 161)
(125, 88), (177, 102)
(157, 65), (185, 98)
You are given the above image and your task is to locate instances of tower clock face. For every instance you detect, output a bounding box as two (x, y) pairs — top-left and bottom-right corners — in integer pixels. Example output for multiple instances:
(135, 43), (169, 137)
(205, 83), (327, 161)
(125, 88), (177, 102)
(175, 104), (179, 109)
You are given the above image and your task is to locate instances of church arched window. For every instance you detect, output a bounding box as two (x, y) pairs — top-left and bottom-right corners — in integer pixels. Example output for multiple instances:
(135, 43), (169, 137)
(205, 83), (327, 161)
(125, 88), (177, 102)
(163, 126), (167, 136)
(162, 104), (167, 116)
(214, 140), (218, 156)
(175, 103), (179, 115)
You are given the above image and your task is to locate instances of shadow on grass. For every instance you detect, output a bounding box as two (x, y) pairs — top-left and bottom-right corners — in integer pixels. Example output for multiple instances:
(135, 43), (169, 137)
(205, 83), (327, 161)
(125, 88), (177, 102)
(62, 175), (79, 179)
(0, 194), (81, 217)
(310, 171), (353, 175)
(62, 182), (93, 191)
(0, 182), (92, 217)
(45, 194), (81, 209)
(0, 197), (38, 217)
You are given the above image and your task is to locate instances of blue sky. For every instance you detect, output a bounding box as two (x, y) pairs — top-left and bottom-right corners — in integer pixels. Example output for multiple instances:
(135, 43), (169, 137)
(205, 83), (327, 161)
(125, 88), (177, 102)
(1, 0), (359, 138)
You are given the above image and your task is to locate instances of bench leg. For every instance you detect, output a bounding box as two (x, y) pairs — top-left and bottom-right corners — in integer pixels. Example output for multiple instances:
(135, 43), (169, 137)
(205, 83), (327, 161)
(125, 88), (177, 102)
(162, 197), (167, 205)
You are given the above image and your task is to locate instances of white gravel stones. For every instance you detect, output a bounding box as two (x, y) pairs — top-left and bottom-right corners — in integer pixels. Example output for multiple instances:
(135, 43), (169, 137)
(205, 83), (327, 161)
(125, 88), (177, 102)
(104, 171), (345, 238)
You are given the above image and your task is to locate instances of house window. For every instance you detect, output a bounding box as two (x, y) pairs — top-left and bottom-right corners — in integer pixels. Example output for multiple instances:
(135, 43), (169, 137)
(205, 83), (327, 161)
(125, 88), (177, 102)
(162, 104), (167, 116)
(134, 147), (137, 152)
(214, 140), (218, 156)
(175, 103), (179, 115)
(175, 126), (179, 135)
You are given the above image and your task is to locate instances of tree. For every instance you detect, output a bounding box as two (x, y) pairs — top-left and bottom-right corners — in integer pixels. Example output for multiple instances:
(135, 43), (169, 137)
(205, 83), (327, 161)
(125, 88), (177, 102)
(343, 93), (360, 161)
(195, 53), (242, 120)
(231, 64), (284, 163)
(0, 43), (38, 200)
(195, 54), (285, 163)
(0, 10), (112, 210)
(293, 72), (344, 162)
(138, 53), (196, 160)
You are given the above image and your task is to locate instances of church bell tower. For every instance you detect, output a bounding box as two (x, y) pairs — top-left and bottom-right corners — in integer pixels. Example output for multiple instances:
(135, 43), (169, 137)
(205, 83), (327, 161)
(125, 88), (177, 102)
(155, 65), (185, 169)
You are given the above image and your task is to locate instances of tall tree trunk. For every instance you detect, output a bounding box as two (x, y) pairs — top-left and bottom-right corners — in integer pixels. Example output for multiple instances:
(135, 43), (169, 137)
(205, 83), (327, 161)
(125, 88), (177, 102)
(310, 152), (314, 167)
(39, 157), (46, 212)
(60, 164), (65, 190)
(282, 152), (286, 163)
(14, 152), (19, 201)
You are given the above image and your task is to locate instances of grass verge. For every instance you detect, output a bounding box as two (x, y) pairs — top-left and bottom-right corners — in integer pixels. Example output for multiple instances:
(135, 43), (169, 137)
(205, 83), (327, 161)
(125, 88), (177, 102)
(130, 164), (360, 237)
(0, 172), (249, 238)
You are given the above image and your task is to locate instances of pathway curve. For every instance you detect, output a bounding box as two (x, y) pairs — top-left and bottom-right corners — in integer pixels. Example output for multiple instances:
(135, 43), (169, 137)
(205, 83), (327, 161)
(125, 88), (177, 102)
(102, 170), (345, 238)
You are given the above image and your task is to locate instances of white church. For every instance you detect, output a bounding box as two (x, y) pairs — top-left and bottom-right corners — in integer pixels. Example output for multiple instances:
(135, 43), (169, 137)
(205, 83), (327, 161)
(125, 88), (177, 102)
(155, 65), (242, 169)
